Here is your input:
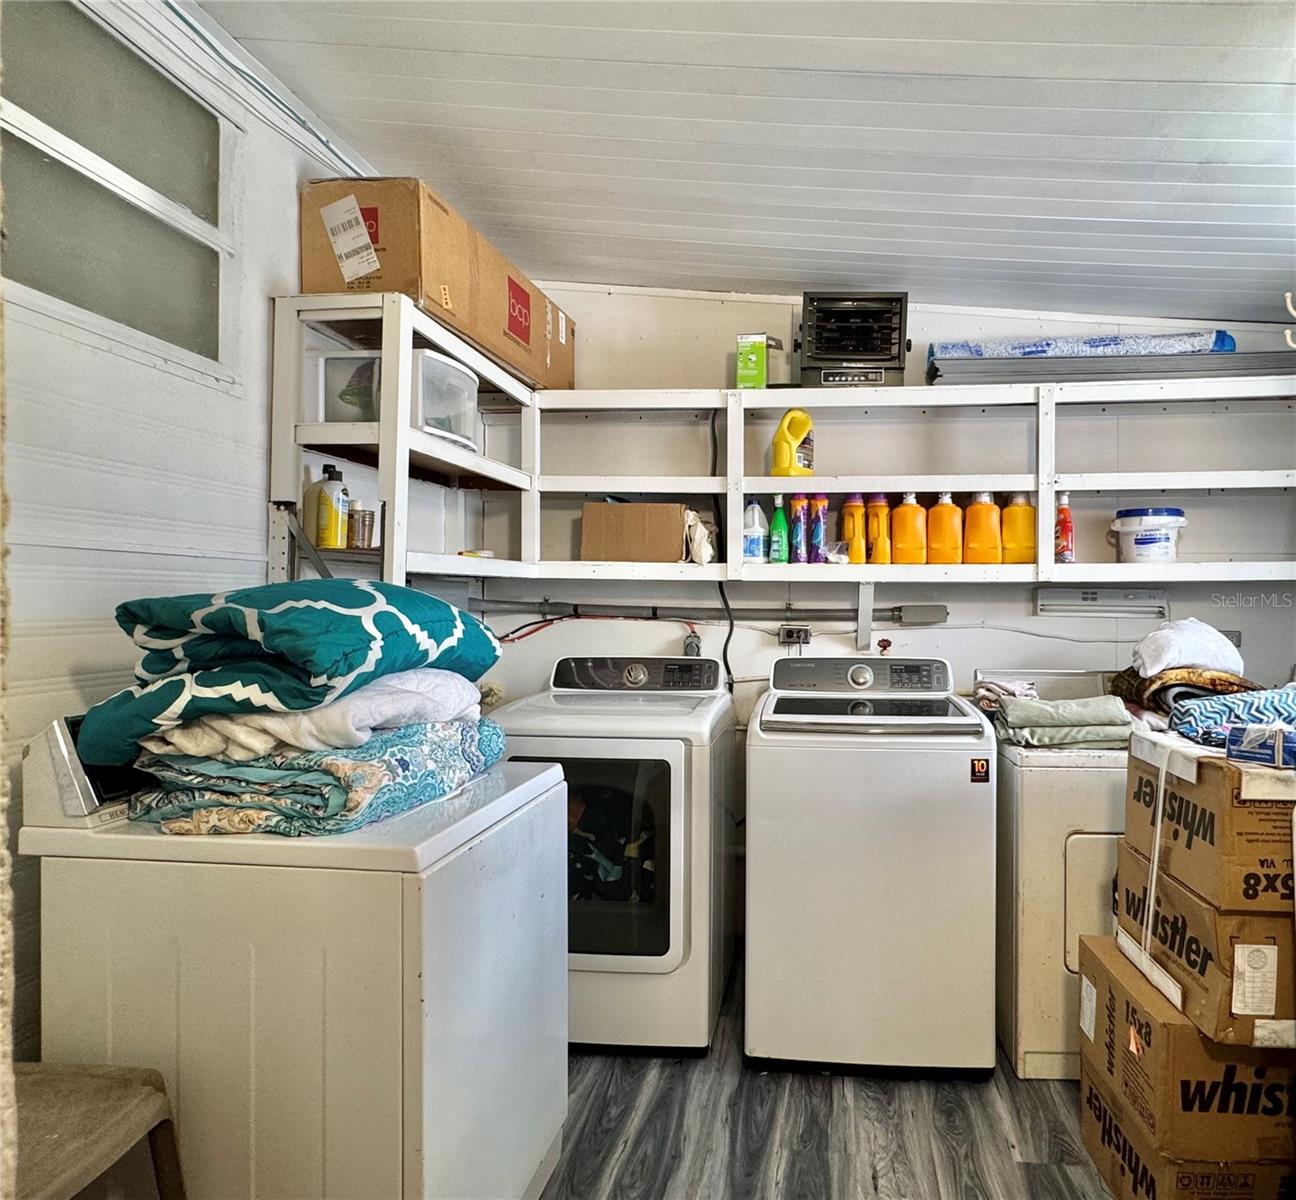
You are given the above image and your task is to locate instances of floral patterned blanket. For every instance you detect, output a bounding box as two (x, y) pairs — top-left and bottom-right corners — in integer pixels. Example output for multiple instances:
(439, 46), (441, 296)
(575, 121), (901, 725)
(128, 718), (505, 836)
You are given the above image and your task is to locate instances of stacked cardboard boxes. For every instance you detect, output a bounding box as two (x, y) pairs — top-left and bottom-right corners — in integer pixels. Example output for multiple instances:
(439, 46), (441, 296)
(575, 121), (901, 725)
(1077, 739), (1296, 1200)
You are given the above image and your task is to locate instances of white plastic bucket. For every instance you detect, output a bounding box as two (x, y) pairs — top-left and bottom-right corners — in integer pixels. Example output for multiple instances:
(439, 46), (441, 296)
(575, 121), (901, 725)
(1108, 507), (1187, 563)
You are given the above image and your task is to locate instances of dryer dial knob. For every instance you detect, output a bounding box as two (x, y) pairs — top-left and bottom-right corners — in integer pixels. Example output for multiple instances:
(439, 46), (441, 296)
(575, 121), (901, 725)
(624, 663), (649, 688)
(847, 663), (874, 689)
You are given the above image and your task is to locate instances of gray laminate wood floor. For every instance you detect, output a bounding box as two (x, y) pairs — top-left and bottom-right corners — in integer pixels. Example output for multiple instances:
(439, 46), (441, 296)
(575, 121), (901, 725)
(541, 968), (1108, 1200)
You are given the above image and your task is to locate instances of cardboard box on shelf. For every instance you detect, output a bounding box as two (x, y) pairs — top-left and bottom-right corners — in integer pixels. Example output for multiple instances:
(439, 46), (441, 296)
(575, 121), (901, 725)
(1115, 841), (1296, 1048)
(580, 503), (688, 564)
(1080, 1062), (1295, 1200)
(300, 178), (576, 390)
(1124, 750), (1295, 915)
(1078, 935), (1296, 1163)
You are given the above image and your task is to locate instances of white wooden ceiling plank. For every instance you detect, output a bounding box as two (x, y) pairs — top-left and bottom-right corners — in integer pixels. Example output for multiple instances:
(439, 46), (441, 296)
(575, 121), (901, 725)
(229, 38), (1293, 115)
(369, 144), (1294, 206)
(196, 11), (1294, 84)
(365, 129), (1292, 187)
(307, 85), (1291, 143)
(333, 108), (1289, 167)
(278, 2), (1287, 49)
(344, 167), (1291, 224)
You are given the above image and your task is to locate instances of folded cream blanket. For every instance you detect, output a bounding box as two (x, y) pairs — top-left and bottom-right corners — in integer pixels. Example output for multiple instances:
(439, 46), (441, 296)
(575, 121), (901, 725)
(995, 694), (1134, 748)
(138, 668), (481, 762)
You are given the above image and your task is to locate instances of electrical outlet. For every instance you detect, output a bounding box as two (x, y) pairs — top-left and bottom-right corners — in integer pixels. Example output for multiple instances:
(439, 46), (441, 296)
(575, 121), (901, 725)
(778, 624), (812, 646)
(1221, 630), (1242, 648)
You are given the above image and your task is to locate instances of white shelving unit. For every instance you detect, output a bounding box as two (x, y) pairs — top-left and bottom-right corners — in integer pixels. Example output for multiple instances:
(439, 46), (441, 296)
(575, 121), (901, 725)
(269, 294), (1296, 587)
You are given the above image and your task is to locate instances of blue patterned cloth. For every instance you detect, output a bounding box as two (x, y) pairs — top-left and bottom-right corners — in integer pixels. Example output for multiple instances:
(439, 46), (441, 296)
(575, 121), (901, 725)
(78, 580), (500, 765)
(1169, 688), (1296, 748)
(127, 718), (505, 836)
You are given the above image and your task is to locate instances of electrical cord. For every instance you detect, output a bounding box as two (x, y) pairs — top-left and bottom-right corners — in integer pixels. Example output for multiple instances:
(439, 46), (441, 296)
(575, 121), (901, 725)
(717, 582), (736, 692)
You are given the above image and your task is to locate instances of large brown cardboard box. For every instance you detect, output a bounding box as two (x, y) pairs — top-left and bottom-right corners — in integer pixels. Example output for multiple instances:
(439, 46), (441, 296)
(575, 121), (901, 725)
(1124, 750), (1296, 914)
(1115, 841), (1296, 1047)
(1080, 1062), (1295, 1200)
(580, 503), (688, 563)
(1078, 935), (1295, 1162)
(300, 178), (576, 390)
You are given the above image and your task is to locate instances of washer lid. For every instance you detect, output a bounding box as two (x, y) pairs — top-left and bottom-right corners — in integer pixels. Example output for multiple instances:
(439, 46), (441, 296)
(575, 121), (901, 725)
(493, 689), (735, 745)
(19, 761), (562, 874)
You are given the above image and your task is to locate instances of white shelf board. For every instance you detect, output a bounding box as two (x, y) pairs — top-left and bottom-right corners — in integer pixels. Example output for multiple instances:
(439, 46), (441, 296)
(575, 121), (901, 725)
(296, 422), (531, 491)
(539, 475), (726, 493)
(287, 292), (534, 406)
(740, 384), (1039, 410)
(1053, 374), (1295, 406)
(1048, 561), (1296, 583)
(739, 562), (1038, 582)
(536, 389), (725, 411)
(1055, 470), (1295, 491)
(743, 475), (1036, 494)
(535, 560), (727, 580)
(405, 553), (536, 579)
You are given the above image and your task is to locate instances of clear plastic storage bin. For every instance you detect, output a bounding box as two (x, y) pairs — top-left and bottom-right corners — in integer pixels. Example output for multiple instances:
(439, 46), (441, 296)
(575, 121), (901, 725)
(311, 349), (480, 451)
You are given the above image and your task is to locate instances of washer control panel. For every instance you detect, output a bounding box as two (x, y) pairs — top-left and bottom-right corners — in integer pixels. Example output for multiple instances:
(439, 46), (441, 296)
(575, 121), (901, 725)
(770, 657), (950, 695)
(552, 657), (721, 692)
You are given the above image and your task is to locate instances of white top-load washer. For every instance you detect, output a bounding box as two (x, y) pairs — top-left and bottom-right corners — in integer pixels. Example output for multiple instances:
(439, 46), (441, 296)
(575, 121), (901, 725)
(21, 721), (568, 1200)
(745, 656), (997, 1070)
(982, 668), (1129, 1081)
(493, 656), (738, 1049)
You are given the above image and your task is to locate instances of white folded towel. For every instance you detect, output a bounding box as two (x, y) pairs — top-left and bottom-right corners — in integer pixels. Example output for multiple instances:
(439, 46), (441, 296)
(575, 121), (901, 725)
(138, 668), (482, 762)
(1132, 617), (1244, 679)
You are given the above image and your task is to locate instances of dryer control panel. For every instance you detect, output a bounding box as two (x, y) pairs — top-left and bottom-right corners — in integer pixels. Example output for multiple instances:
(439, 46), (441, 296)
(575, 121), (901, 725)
(770, 657), (950, 695)
(552, 656), (722, 692)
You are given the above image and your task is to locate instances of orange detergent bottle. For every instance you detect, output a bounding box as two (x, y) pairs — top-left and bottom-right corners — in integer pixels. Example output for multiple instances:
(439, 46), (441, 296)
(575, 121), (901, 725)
(842, 493), (867, 564)
(891, 492), (927, 564)
(1002, 492), (1038, 564)
(964, 492), (1003, 564)
(866, 494), (892, 564)
(927, 492), (963, 564)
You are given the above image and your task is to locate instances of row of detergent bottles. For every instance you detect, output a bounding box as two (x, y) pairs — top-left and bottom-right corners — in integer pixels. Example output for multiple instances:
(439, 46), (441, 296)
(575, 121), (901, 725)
(842, 492), (1037, 565)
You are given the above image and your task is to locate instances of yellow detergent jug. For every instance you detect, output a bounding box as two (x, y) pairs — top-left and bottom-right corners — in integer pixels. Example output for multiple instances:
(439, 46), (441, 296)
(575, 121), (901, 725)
(842, 493), (866, 564)
(771, 408), (814, 476)
(866, 494), (891, 564)
(891, 492), (927, 564)
(928, 492), (963, 564)
(964, 492), (1003, 564)
(1002, 492), (1038, 564)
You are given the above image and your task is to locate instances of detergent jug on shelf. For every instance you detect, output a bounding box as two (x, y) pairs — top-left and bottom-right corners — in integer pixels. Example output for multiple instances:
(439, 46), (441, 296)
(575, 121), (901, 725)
(928, 492), (963, 564)
(866, 494), (891, 564)
(1002, 493), (1037, 564)
(842, 494), (867, 565)
(964, 492), (1003, 564)
(770, 408), (814, 476)
(891, 493), (927, 564)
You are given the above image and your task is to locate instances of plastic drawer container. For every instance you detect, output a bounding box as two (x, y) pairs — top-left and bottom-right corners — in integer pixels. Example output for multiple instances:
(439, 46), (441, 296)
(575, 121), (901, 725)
(310, 349), (480, 451)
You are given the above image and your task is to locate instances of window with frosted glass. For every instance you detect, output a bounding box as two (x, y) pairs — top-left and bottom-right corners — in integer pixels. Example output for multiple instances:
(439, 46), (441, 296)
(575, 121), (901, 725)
(0, 1), (222, 359)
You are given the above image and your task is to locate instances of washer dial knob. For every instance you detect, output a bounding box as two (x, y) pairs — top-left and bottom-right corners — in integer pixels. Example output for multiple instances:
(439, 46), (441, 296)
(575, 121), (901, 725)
(624, 663), (650, 688)
(847, 663), (874, 690)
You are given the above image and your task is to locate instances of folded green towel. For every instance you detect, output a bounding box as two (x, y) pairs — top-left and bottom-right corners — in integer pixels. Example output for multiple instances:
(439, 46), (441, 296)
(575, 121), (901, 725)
(994, 724), (1132, 749)
(997, 695), (1131, 730)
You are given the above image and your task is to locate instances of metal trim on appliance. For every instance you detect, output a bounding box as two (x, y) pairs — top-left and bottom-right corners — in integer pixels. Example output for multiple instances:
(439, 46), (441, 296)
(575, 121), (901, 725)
(504, 734), (689, 975)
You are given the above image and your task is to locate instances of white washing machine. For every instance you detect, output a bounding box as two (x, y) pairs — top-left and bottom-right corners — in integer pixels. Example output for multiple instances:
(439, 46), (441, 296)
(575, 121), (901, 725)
(982, 668), (1128, 1081)
(21, 721), (568, 1200)
(494, 656), (738, 1049)
(745, 656), (997, 1070)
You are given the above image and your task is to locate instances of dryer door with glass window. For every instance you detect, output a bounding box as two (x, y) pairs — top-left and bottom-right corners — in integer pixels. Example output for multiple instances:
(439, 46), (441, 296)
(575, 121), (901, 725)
(507, 736), (688, 974)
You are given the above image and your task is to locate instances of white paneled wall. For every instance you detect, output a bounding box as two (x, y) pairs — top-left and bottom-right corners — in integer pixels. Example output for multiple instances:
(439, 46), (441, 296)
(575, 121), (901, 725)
(1, 2), (375, 1059)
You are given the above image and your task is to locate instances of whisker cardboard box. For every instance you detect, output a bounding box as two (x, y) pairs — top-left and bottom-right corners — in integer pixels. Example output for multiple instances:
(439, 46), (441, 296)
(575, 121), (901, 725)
(1078, 935), (1295, 1163)
(1115, 841), (1296, 1048)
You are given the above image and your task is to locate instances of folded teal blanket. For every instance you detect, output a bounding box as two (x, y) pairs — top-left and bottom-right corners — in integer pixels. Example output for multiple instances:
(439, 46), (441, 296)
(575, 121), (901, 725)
(78, 580), (500, 766)
(129, 718), (505, 836)
(995, 695), (1133, 748)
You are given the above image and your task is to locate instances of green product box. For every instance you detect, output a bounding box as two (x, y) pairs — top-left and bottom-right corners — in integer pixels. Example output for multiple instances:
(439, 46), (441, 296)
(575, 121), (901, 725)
(736, 333), (786, 389)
